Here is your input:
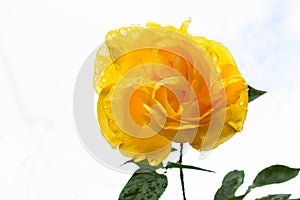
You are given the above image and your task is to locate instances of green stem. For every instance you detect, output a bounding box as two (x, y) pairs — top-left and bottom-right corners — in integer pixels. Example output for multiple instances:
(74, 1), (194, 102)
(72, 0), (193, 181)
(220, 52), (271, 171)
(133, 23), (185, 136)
(179, 143), (187, 200)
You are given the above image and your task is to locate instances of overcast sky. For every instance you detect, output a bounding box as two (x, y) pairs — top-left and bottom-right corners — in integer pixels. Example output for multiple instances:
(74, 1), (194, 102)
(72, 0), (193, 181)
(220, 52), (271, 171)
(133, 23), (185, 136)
(1, 0), (300, 199)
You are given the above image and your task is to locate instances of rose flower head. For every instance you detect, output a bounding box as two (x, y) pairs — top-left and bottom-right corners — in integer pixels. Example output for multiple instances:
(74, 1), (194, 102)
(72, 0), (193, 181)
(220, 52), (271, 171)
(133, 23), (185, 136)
(93, 20), (248, 166)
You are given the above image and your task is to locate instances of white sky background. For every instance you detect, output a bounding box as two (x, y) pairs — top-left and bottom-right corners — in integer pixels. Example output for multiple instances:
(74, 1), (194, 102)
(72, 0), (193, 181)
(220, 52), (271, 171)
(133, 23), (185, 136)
(1, 0), (300, 199)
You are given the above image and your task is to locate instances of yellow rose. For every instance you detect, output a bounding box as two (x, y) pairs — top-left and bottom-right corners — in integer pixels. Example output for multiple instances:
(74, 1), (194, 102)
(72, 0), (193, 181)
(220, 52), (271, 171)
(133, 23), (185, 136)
(94, 20), (248, 166)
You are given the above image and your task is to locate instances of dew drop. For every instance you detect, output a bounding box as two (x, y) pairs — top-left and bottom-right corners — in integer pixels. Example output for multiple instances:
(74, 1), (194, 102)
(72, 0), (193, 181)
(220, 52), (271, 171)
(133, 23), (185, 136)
(102, 77), (108, 83)
(108, 119), (118, 132)
(99, 47), (109, 56)
(103, 103), (110, 110)
(95, 67), (99, 74)
(120, 28), (127, 36)
(106, 34), (112, 40)
(93, 77), (98, 82)
(131, 31), (139, 39)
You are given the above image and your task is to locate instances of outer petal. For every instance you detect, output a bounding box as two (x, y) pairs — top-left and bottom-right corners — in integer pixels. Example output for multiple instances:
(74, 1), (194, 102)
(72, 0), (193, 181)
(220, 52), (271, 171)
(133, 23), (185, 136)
(97, 85), (172, 166)
(190, 37), (248, 150)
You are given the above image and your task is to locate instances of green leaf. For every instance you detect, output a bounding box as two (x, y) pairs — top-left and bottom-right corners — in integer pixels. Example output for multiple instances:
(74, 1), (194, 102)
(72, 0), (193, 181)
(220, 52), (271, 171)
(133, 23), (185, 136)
(165, 162), (215, 173)
(214, 170), (244, 200)
(248, 85), (266, 102)
(228, 195), (246, 200)
(252, 165), (300, 188)
(119, 171), (168, 200)
(121, 159), (163, 171)
(171, 147), (178, 152)
(255, 194), (291, 200)
(121, 159), (135, 167)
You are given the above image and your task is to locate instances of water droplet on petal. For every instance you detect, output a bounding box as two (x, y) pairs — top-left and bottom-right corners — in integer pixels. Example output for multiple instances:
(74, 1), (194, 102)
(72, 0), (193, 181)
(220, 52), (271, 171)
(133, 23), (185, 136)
(120, 28), (127, 36)
(99, 47), (109, 56)
(102, 77), (107, 83)
(131, 31), (139, 39)
(103, 103), (110, 110)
